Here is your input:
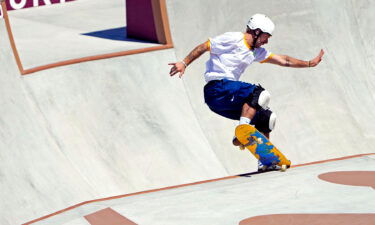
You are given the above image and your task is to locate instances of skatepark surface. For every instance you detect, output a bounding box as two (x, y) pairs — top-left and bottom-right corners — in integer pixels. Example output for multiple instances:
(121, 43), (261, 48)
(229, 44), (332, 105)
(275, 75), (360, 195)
(0, 0), (374, 224)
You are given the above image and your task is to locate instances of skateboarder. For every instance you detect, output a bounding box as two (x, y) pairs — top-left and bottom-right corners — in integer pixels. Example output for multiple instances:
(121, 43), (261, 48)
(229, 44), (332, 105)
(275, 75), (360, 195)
(169, 14), (324, 149)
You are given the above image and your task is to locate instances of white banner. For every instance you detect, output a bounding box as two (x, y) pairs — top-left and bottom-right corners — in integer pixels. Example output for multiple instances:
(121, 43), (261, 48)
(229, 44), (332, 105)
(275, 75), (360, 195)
(6, 0), (73, 11)
(10, 0), (27, 10)
(33, 0), (52, 7)
(11, 0), (54, 9)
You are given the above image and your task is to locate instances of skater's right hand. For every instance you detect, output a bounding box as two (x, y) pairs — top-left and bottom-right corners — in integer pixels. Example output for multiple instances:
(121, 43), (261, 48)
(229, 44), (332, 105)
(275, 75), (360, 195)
(169, 61), (186, 78)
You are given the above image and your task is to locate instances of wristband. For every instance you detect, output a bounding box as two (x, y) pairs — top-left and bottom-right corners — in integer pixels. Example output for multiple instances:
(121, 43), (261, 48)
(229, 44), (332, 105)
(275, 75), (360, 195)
(181, 60), (188, 68)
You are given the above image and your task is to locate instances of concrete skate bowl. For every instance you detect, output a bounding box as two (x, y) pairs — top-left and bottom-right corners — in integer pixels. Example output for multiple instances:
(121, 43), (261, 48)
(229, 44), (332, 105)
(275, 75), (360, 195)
(1, 0), (375, 224)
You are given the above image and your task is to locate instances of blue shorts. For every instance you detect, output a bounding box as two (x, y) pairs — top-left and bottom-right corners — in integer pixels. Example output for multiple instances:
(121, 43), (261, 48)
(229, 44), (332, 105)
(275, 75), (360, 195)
(204, 79), (256, 120)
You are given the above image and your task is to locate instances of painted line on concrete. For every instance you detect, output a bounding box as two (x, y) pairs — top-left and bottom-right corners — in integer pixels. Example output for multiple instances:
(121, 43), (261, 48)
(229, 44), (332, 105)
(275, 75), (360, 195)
(1, 1), (173, 75)
(239, 213), (375, 225)
(22, 44), (173, 75)
(22, 152), (375, 225)
(318, 171), (375, 189)
(291, 153), (375, 168)
(22, 176), (239, 225)
(1, 1), (24, 73)
(84, 208), (138, 225)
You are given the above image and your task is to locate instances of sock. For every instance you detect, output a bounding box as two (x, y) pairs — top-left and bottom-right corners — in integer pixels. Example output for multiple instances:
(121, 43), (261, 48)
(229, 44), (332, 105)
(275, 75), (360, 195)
(239, 117), (251, 125)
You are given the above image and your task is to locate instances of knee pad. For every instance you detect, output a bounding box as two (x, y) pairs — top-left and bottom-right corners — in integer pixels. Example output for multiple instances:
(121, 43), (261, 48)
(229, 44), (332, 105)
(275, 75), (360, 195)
(253, 109), (277, 133)
(258, 90), (271, 109)
(269, 111), (277, 131)
(248, 85), (271, 110)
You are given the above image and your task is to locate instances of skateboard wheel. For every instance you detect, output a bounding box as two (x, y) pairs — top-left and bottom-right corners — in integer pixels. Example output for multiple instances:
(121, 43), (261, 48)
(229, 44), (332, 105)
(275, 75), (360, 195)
(281, 165), (287, 172)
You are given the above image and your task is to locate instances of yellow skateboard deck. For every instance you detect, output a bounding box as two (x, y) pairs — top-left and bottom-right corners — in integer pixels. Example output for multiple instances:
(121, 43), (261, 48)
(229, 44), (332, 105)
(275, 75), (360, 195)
(235, 124), (291, 169)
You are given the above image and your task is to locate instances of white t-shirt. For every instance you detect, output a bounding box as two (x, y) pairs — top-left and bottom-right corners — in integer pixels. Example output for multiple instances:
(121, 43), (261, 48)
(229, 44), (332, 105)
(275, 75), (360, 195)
(204, 32), (274, 82)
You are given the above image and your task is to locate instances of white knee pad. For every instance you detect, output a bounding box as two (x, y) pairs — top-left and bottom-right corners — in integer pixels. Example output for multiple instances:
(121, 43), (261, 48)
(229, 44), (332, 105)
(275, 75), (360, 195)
(258, 90), (271, 109)
(269, 112), (277, 131)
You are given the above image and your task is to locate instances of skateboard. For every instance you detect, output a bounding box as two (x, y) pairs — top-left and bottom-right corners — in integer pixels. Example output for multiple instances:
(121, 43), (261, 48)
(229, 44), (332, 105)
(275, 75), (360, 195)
(235, 124), (291, 171)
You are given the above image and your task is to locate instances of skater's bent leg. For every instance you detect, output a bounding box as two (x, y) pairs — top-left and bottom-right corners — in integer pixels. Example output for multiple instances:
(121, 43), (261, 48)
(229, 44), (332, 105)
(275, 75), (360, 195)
(239, 84), (269, 125)
(240, 103), (256, 123)
(255, 109), (276, 139)
(234, 84), (270, 146)
(233, 103), (257, 147)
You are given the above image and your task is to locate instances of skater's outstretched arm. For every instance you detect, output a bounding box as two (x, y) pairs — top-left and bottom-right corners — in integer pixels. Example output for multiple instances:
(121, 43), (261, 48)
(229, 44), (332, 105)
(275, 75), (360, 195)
(169, 41), (209, 78)
(265, 49), (324, 68)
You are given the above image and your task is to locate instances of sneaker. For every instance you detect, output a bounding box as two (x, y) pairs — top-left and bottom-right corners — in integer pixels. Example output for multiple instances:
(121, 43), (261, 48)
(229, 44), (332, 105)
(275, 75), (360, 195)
(257, 160), (268, 171)
(258, 162), (282, 172)
(267, 164), (282, 170)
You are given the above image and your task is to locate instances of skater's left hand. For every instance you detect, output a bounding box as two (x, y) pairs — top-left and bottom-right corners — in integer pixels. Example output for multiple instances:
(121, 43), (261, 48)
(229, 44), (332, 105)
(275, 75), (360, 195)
(309, 49), (324, 67)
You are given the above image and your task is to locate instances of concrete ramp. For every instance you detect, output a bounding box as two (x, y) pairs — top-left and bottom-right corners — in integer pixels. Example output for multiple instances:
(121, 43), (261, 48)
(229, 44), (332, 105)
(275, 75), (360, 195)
(0, 2), (226, 224)
(19, 154), (375, 225)
(0, 0), (374, 224)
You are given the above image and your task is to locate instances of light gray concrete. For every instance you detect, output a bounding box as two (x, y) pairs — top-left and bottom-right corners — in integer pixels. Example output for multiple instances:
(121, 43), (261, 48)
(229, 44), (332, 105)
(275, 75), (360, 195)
(0, 0), (374, 224)
(7, 0), (160, 68)
(25, 156), (375, 225)
(0, 17), (226, 225)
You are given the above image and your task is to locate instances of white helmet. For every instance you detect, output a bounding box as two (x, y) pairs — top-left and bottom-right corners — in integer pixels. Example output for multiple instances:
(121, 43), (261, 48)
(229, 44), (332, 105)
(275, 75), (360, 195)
(247, 14), (275, 35)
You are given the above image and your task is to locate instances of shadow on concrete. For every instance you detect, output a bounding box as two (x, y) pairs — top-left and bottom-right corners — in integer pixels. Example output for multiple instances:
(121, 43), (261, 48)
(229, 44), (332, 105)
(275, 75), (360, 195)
(81, 27), (151, 43)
